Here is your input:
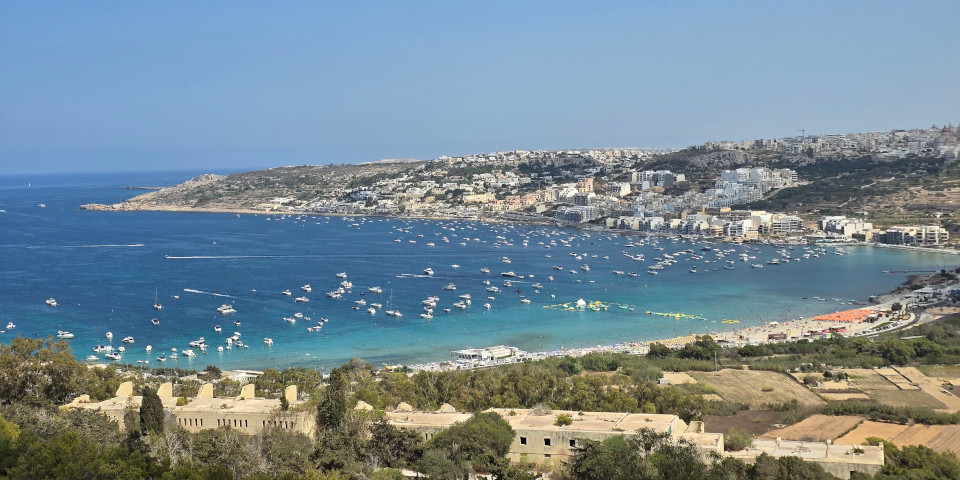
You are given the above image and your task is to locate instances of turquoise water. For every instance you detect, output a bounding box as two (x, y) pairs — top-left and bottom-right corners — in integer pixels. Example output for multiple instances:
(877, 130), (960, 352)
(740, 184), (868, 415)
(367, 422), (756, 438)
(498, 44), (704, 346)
(0, 172), (956, 371)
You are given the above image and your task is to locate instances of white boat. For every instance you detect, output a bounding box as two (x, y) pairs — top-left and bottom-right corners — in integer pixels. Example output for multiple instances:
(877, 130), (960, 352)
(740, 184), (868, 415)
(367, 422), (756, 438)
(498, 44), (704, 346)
(188, 337), (205, 347)
(420, 313), (433, 319)
(157, 355), (167, 362)
(450, 264), (460, 269)
(105, 331), (113, 340)
(367, 307), (377, 315)
(105, 352), (122, 361)
(336, 272), (348, 279)
(45, 298), (58, 307)
(480, 267), (490, 274)
(214, 325), (222, 332)
(294, 312), (304, 318)
(355, 299), (366, 306)
(368, 286), (383, 294)
(5, 322), (14, 330)
(459, 293), (472, 300)
(151, 318), (160, 326)
(385, 310), (402, 317)
(423, 267), (434, 275)
(217, 304), (236, 314)
(85, 355), (98, 362)
(264, 338), (274, 345)
(117, 346), (126, 353)
(340, 280), (353, 289)
(282, 290), (292, 296)
(56, 330), (75, 339)
(689, 266), (697, 273)
(182, 349), (196, 357)
(283, 317), (296, 323)
(453, 301), (467, 309)
(751, 264), (764, 268)
(442, 283), (457, 291)
(521, 298), (532, 304)
(301, 284), (312, 292)
(483, 303), (491, 309)
(122, 336), (135, 344)
(153, 289), (162, 310)
(501, 271), (516, 277)
(145, 345), (152, 352)
(295, 296), (309, 303)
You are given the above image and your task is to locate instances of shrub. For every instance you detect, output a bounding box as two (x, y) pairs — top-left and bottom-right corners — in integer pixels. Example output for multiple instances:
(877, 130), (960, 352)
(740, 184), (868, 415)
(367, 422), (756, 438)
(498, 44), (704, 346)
(725, 428), (754, 451)
(555, 414), (573, 427)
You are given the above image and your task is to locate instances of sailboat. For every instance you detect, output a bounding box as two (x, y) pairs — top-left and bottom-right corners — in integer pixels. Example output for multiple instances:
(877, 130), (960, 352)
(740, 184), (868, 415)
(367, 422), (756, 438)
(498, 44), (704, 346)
(385, 289), (402, 317)
(153, 289), (163, 310)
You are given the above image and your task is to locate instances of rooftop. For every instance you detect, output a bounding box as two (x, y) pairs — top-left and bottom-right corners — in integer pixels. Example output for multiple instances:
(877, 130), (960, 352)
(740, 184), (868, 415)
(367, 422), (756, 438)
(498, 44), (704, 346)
(727, 439), (884, 466)
(486, 408), (681, 434)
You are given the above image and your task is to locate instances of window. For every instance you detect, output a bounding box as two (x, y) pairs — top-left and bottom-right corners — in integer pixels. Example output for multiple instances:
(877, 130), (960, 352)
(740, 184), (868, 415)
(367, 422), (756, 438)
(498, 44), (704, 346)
(544, 438), (551, 446)
(544, 454), (551, 458)
(520, 436), (527, 445)
(569, 439), (576, 448)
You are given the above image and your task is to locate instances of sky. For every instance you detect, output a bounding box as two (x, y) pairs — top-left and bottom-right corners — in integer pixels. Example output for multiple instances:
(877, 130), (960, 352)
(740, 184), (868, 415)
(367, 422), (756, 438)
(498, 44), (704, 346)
(1, 1), (959, 174)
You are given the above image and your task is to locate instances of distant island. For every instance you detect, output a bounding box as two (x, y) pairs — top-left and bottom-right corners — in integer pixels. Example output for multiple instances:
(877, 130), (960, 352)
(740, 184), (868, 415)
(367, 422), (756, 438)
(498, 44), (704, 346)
(83, 124), (960, 247)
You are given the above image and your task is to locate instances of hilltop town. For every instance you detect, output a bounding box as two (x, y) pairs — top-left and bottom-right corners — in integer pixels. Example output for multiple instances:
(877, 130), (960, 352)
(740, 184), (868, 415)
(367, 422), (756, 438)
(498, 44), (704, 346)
(84, 124), (960, 247)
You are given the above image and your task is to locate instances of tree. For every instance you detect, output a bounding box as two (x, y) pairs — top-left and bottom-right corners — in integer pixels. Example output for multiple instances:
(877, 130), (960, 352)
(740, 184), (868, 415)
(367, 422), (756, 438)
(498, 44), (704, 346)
(425, 411), (515, 475)
(140, 386), (165, 434)
(317, 368), (348, 432)
(647, 343), (672, 359)
(567, 435), (648, 480)
(369, 419), (423, 469)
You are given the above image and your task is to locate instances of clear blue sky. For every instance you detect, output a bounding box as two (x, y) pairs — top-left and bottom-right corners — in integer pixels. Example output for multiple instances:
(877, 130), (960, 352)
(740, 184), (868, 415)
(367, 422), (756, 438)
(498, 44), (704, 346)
(1, 1), (958, 174)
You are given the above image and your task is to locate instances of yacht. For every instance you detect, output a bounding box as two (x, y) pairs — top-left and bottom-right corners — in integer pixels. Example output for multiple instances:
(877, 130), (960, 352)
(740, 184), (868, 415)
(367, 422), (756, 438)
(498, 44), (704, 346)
(766, 258), (780, 265)
(295, 296), (309, 303)
(217, 304), (236, 314)
(385, 310), (402, 317)
(85, 355), (98, 362)
(145, 345), (152, 352)
(336, 272), (348, 279)
(214, 325), (222, 332)
(301, 284), (312, 292)
(459, 293), (472, 300)
(153, 289), (163, 310)
(105, 352), (122, 361)
(354, 299), (366, 306)
(483, 303), (492, 309)
(520, 298), (532, 304)
(423, 267), (434, 275)
(156, 355), (167, 362)
(367, 307), (377, 315)
(751, 263), (764, 268)
(340, 280), (353, 289)
(182, 349), (197, 357)
(45, 298), (58, 307)
(420, 313), (433, 319)
(480, 267), (490, 274)
(105, 331), (113, 340)
(442, 283), (457, 291)
(283, 317), (296, 323)
(689, 266), (697, 273)
(264, 338), (274, 345)
(368, 286), (383, 294)
(56, 330), (75, 339)
(189, 337), (205, 347)
(5, 322), (14, 330)
(151, 318), (160, 326)
(122, 336), (135, 343)
(282, 289), (292, 296)
(501, 271), (516, 277)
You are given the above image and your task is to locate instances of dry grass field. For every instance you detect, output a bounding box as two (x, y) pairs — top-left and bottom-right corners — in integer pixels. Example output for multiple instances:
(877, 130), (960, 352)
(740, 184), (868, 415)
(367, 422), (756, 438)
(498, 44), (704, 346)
(844, 368), (947, 409)
(689, 369), (825, 408)
(759, 415), (864, 442)
(837, 421), (960, 455)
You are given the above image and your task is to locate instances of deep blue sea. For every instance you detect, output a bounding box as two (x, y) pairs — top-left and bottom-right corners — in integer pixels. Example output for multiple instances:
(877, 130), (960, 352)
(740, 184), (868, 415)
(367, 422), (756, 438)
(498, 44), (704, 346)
(0, 171), (956, 372)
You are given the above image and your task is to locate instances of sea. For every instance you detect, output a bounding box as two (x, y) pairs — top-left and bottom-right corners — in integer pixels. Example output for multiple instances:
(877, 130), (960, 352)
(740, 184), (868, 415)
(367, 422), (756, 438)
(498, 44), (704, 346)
(0, 171), (956, 372)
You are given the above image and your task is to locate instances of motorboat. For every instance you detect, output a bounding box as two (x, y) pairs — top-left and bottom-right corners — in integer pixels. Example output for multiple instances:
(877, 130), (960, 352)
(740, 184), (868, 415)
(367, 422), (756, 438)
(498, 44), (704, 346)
(442, 283), (457, 291)
(336, 272), (348, 279)
(45, 298), (58, 307)
(368, 286), (383, 294)
(105, 331), (113, 340)
(295, 296), (309, 303)
(501, 271), (516, 277)
(282, 290), (292, 296)
(301, 284), (312, 292)
(151, 318), (160, 326)
(122, 336), (135, 343)
(86, 355), (98, 362)
(189, 337), (205, 347)
(182, 349), (196, 357)
(105, 352), (122, 361)
(423, 268), (434, 275)
(420, 313), (433, 319)
(214, 325), (222, 332)
(56, 330), (75, 339)
(217, 304), (236, 314)
(264, 338), (274, 345)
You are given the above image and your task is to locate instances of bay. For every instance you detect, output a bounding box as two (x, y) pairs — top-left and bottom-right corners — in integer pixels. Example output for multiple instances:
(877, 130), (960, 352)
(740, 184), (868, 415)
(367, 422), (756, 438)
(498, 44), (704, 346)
(0, 171), (955, 372)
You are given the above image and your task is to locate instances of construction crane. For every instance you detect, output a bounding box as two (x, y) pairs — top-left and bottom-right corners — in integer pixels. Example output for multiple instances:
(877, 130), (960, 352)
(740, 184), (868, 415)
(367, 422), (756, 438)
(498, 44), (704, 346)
(797, 129), (806, 139)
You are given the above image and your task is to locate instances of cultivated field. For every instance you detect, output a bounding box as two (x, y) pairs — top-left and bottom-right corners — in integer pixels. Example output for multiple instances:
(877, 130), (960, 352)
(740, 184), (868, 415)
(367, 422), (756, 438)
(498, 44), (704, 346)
(844, 368), (947, 409)
(837, 421), (960, 455)
(689, 369), (825, 408)
(759, 415), (864, 442)
(703, 410), (782, 436)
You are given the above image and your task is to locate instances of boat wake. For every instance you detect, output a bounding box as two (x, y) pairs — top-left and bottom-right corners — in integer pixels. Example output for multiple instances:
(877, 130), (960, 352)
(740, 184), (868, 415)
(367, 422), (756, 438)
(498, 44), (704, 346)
(396, 273), (434, 279)
(26, 243), (145, 249)
(183, 288), (236, 298)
